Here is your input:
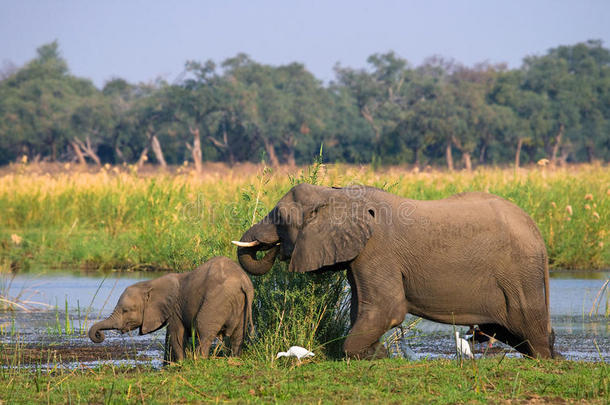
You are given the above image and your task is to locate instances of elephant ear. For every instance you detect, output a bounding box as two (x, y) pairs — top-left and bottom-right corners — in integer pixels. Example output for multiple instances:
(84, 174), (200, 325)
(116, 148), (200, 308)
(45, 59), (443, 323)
(141, 276), (177, 334)
(289, 199), (373, 273)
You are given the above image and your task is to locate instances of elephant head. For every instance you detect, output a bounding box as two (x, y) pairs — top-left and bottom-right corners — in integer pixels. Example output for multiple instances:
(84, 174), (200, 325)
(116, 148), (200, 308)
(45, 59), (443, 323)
(88, 276), (177, 343)
(234, 183), (377, 275)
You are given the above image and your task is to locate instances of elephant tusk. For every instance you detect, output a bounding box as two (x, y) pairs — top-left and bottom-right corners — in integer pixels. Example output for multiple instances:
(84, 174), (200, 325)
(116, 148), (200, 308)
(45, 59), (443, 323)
(232, 240), (260, 247)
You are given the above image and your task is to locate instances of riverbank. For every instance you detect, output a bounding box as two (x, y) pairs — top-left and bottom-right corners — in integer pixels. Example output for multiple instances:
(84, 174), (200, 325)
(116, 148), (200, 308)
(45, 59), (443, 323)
(1, 162), (608, 271)
(1, 357), (607, 403)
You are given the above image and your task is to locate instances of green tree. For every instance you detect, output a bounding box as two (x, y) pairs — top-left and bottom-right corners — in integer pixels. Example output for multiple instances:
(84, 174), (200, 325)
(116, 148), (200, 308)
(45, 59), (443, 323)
(221, 54), (328, 166)
(0, 41), (98, 162)
(523, 50), (580, 164)
(69, 91), (114, 165)
(323, 84), (375, 163)
(334, 52), (412, 161)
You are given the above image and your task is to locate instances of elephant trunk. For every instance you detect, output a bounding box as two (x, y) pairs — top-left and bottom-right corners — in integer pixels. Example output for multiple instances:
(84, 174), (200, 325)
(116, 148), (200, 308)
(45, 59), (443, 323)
(238, 245), (279, 275)
(89, 313), (120, 343)
(236, 223), (280, 276)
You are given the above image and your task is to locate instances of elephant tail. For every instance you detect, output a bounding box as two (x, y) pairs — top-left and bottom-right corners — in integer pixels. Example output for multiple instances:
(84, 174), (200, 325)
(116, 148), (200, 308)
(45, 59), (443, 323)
(242, 284), (255, 339)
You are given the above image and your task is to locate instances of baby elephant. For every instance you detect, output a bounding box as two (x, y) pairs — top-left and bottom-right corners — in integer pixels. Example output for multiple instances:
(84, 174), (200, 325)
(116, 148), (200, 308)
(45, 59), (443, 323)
(88, 256), (254, 362)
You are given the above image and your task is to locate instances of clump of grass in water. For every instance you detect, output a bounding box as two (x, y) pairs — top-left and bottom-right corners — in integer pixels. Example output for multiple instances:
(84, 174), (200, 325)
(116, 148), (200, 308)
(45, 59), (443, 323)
(247, 271), (349, 362)
(245, 148), (351, 361)
(47, 296), (79, 336)
(589, 278), (610, 318)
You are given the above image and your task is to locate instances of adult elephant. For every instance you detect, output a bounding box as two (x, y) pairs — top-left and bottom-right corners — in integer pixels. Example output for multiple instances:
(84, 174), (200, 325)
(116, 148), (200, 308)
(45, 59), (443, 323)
(233, 183), (557, 359)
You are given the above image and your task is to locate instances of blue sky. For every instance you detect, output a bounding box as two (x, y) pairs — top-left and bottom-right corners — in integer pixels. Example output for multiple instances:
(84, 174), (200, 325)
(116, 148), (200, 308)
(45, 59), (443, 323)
(1, 0), (609, 88)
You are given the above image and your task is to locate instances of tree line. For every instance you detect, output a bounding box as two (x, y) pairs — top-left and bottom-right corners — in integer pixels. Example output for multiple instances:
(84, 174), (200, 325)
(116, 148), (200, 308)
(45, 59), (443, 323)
(1, 40), (609, 169)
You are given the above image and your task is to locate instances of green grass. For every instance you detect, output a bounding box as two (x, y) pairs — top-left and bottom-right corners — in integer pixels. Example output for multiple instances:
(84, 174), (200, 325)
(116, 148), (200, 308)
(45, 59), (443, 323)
(0, 358), (607, 403)
(1, 163), (608, 271)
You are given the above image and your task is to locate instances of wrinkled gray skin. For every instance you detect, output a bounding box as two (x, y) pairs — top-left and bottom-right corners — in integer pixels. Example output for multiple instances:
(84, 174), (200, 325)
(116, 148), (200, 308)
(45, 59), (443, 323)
(237, 184), (556, 359)
(89, 257), (254, 362)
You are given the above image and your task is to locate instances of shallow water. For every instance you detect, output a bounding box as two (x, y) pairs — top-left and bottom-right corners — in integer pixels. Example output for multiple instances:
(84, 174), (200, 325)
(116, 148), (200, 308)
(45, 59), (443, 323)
(1, 270), (608, 366)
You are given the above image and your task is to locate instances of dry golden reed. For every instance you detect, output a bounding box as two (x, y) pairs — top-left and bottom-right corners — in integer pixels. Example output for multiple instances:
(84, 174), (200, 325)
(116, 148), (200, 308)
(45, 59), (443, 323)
(0, 162), (608, 270)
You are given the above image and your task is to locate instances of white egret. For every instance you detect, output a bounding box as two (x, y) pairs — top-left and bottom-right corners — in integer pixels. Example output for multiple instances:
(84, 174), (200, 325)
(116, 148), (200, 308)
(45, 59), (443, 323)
(455, 331), (474, 359)
(276, 346), (315, 360)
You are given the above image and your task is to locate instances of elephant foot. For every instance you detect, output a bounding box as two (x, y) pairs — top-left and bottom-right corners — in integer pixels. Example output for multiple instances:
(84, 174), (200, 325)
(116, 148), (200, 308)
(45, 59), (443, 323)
(345, 341), (388, 360)
(478, 323), (554, 359)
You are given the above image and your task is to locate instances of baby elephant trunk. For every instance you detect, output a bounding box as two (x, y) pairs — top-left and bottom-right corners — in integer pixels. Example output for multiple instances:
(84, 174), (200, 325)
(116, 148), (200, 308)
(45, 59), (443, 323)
(88, 314), (119, 343)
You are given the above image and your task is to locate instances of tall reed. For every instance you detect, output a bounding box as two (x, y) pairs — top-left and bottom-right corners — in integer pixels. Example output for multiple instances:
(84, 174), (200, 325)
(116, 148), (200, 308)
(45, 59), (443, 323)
(0, 163), (607, 271)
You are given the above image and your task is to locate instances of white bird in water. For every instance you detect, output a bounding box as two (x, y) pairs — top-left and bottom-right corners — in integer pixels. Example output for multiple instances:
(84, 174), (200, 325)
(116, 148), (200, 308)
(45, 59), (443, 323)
(276, 346), (315, 360)
(455, 331), (474, 359)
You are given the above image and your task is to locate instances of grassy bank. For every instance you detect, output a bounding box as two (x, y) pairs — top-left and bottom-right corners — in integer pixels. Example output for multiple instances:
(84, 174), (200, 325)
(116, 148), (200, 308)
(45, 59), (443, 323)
(0, 358), (607, 403)
(0, 162), (608, 271)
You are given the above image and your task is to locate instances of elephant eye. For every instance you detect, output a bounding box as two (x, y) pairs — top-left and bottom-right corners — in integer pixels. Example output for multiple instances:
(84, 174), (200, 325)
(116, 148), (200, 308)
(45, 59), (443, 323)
(304, 204), (326, 225)
(304, 210), (317, 223)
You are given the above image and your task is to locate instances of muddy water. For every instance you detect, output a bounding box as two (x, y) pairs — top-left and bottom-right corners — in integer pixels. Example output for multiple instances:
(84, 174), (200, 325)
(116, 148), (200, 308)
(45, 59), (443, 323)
(1, 270), (608, 367)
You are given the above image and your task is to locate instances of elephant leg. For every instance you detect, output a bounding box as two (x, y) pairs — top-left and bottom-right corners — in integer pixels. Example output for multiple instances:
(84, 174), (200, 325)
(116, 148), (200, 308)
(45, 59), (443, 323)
(501, 293), (552, 358)
(164, 323), (186, 363)
(163, 330), (172, 364)
(196, 332), (217, 359)
(344, 299), (407, 360)
(492, 261), (553, 358)
(195, 299), (230, 359)
(344, 310), (389, 359)
(344, 262), (409, 360)
(190, 318), (220, 359)
(513, 325), (552, 359)
(525, 335), (552, 359)
(227, 323), (244, 357)
(505, 319), (552, 359)
(514, 310), (552, 359)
